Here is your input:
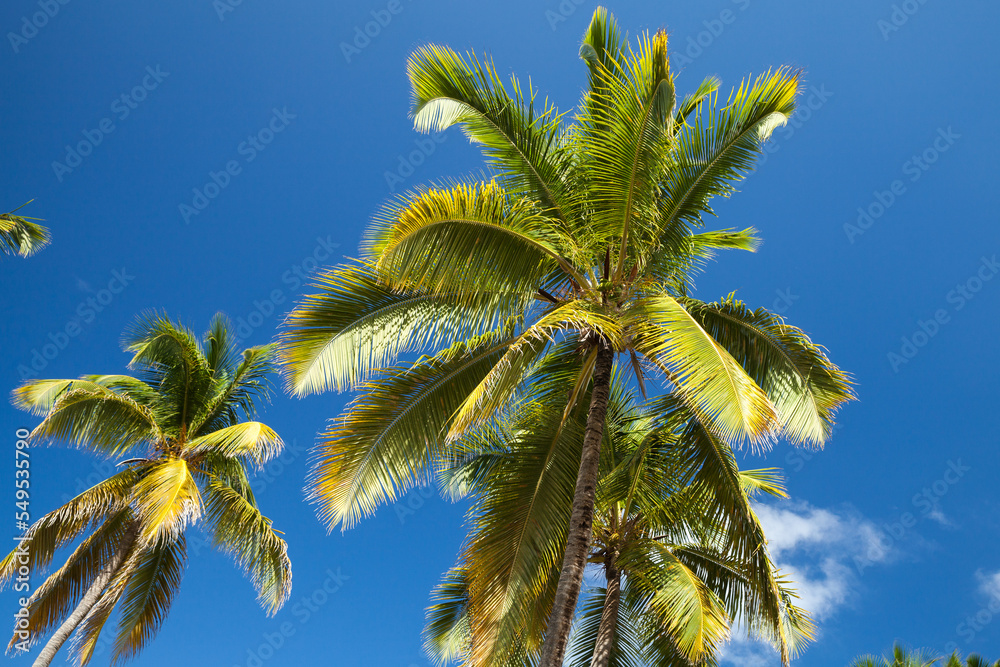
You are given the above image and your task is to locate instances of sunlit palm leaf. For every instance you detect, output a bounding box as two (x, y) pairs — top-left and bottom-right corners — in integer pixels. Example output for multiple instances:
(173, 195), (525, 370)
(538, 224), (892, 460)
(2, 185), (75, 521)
(682, 295), (854, 445)
(0, 204), (50, 257)
(280, 260), (520, 396)
(364, 182), (581, 296)
(203, 479), (292, 614)
(409, 45), (574, 224)
(308, 328), (515, 530)
(627, 293), (777, 447)
(131, 459), (202, 544)
(110, 535), (187, 664)
(186, 422), (283, 468)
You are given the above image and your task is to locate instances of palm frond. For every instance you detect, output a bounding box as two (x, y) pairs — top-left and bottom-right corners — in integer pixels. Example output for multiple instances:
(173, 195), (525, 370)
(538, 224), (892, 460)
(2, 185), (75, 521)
(364, 181), (584, 295)
(409, 45), (574, 224)
(131, 458), (202, 544)
(202, 479), (291, 614)
(578, 28), (676, 273)
(682, 295), (855, 445)
(186, 421), (283, 468)
(0, 469), (136, 581)
(627, 293), (777, 448)
(308, 327), (514, 530)
(279, 260), (521, 396)
(0, 204), (50, 257)
(110, 535), (187, 664)
(657, 68), (800, 252)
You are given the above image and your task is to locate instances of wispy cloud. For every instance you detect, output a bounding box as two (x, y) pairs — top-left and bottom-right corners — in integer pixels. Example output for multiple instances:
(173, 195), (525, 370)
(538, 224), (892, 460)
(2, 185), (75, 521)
(720, 500), (890, 666)
(976, 569), (1000, 600)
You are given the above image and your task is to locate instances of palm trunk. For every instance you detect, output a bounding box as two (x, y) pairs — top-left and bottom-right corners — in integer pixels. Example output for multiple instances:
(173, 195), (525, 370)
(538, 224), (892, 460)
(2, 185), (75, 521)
(590, 555), (621, 667)
(32, 524), (137, 667)
(539, 345), (615, 667)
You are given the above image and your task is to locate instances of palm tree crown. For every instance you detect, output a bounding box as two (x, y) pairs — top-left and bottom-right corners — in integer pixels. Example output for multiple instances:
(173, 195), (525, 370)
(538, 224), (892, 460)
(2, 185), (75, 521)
(280, 8), (853, 665)
(1, 313), (292, 666)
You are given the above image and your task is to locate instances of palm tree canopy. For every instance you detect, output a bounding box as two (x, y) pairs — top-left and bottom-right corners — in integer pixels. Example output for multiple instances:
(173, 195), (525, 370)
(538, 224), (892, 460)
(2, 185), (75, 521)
(424, 372), (815, 667)
(280, 7), (854, 533)
(0, 313), (291, 665)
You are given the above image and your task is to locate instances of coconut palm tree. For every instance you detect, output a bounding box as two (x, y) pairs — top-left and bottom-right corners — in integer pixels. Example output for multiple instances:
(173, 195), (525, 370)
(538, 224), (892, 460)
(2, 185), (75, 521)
(280, 8), (852, 664)
(1, 201), (50, 257)
(0, 313), (292, 667)
(851, 645), (999, 667)
(945, 652), (1000, 667)
(424, 373), (814, 667)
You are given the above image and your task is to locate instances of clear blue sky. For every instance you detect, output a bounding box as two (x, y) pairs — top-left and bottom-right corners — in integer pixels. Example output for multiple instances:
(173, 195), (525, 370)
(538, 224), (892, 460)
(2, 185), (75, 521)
(1, 1), (998, 665)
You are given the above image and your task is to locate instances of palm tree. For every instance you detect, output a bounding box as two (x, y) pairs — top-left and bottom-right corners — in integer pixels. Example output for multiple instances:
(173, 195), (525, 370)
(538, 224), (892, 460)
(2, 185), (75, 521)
(850, 644), (940, 667)
(1, 201), (50, 257)
(280, 8), (852, 664)
(424, 374), (814, 667)
(850, 645), (999, 667)
(945, 652), (1000, 667)
(0, 313), (292, 667)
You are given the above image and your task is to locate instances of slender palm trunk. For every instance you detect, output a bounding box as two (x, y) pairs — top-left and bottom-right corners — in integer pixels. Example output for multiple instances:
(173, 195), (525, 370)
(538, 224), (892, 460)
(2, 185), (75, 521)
(539, 345), (615, 667)
(32, 524), (137, 667)
(590, 555), (621, 667)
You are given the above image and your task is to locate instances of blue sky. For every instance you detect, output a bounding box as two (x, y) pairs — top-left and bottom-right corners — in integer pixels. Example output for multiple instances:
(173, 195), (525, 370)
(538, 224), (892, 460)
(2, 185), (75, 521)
(1, 0), (998, 665)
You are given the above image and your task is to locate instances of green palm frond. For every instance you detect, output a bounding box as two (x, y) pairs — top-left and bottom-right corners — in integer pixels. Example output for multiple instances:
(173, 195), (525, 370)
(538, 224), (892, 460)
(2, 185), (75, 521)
(308, 328), (514, 530)
(446, 299), (623, 440)
(564, 586), (646, 667)
(0, 469), (136, 580)
(203, 479), (291, 614)
(657, 68), (800, 249)
(409, 45), (574, 223)
(458, 403), (586, 666)
(423, 567), (471, 665)
(620, 539), (731, 662)
(70, 543), (144, 666)
(627, 293), (778, 448)
(186, 422), (283, 468)
(123, 313), (216, 438)
(7, 510), (133, 652)
(131, 459), (202, 544)
(682, 295), (855, 445)
(280, 260), (521, 396)
(0, 203), (50, 257)
(674, 75), (722, 127)
(14, 382), (159, 457)
(192, 344), (276, 435)
(110, 535), (186, 664)
(578, 28), (676, 274)
(364, 181), (584, 295)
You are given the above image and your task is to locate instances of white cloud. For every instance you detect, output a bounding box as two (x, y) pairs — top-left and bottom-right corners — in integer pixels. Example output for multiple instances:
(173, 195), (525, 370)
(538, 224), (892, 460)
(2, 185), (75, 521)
(976, 569), (1000, 600)
(719, 500), (891, 666)
(754, 501), (891, 619)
